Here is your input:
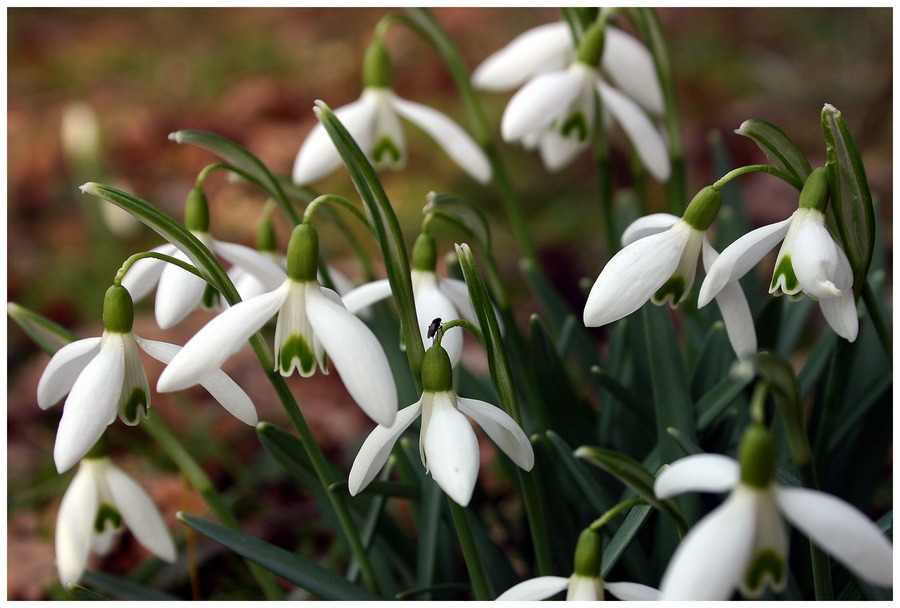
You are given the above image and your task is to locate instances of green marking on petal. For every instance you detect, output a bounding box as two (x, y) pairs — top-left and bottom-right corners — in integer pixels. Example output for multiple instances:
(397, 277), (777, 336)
(121, 387), (148, 424)
(743, 548), (785, 596)
(279, 334), (316, 376)
(561, 112), (588, 142)
(653, 276), (686, 307)
(93, 503), (123, 534)
(770, 255), (799, 293)
(372, 136), (401, 164)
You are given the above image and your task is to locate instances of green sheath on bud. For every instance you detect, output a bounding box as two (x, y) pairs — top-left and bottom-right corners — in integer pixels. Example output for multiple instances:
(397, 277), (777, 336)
(421, 344), (453, 392)
(576, 20), (606, 67)
(363, 40), (392, 89)
(798, 166), (830, 212)
(184, 188), (210, 232)
(412, 233), (437, 271)
(573, 528), (602, 577)
(287, 224), (319, 282)
(738, 425), (776, 488)
(103, 284), (134, 333)
(682, 186), (722, 231)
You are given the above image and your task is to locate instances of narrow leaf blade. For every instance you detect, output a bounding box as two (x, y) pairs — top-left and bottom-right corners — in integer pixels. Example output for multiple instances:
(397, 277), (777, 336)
(735, 118), (811, 189)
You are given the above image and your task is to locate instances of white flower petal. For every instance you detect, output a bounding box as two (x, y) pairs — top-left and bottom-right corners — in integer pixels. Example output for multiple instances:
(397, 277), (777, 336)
(602, 26), (664, 114)
(790, 211), (843, 299)
(103, 462), (176, 563)
(776, 486), (893, 587)
(119, 244), (177, 302)
(157, 284), (288, 392)
(457, 397), (533, 471)
(472, 21), (573, 91)
(437, 278), (479, 326)
(583, 224), (687, 327)
(55, 464), (99, 586)
(566, 574), (603, 600)
(597, 80), (670, 181)
(423, 392), (479, 506)
(537, 128), (589, 171)
(390, 95), (491, 183)
(367, 88), (406, 169)
(496, 575), (571, 601)
(605, 581), (661, 601)
(703, 241), (757, 356)
(818, 290), (859, 342)
(501, 70), (583, 142)
(348, 401), (422, 495)
(622, 212), (679, 246)
(54, 335), (126, 473)
(660, 487), (757, 600)
(741, 490), (788, 597)
(154, 248), (206, 329)
(212, 240), (286, 292)
(341, 279), (392, 314)
(292, 97), (376, 184)
(698, 217), (792, 307)
(37, 337), (102, 409)
(413, 271), (463, 365)
(654, 453), (739, 499)
(305, 286), (397, 427)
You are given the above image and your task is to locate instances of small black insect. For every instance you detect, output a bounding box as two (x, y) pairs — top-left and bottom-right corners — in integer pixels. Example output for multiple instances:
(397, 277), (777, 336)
(427, 317), (442, 339)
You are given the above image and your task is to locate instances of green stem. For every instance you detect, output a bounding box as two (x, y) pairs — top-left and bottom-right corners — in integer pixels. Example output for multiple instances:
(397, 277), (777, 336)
(517, 467), (554, 576)
(302, 194), (374, 234)
(589, 498), (644, 532)
(141, 413), (283, 600)
(862, 281), (892, 359)
(448, 498), (490, 600)
(712, 164), (796, 191)
(194, 162), (229, 189)
(114, 251), (206, 285)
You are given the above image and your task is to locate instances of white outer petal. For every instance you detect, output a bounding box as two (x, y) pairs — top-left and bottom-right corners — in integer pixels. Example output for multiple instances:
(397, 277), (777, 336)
(437, 278), (479, 326)
(537, 128), (588, 171)
(790, 211), (843, 298)
(602, 26), (664, 114)
(37, 337), (102, 409)
(471, 21), (573, 91)
(137, 337), (258, 426)
(776, 486), (893, 586)
(292, 97), (376, 184)
(54, 334), (125, 473)
(424, 392), (479, 507)
(305, 285), (397, 427)
(154, 245), (206, 329)
(660, 487), (757, 600)
(55, 463), (99, 586)
(597, 80), (670, 181)
(390, 95), (491, 183)
(698, 217), (792, 307)
(583, 224), (687, 327)
(457, 397), (533, 471)
(496, 575), (571, 601)
(413, 271), (463, 365)
(654, 453), (739, 499)
(103, 462), (177, 563)
(818, 289), (859, 342)
(703, 241), (757, 356)
(341, 279), (392, 315)
(157, 284), (288, 392)
(119, 244), (177, 302)
(622, 212), (679, 246)
(348, 401), (422, 495)
(605, 580), (661, 601)
(212, 240), (286, 292)
(501, 70), (583, 142)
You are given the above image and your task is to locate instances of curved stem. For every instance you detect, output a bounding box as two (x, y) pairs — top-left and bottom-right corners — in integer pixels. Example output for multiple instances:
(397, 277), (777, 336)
(712, 164), (796, 191)
(194, 162), (229, 189)
(303, 194), (374, 234)
(115, 251), (205, 285)
(433, 318), (482, 347)
(589, 497), (645, 532)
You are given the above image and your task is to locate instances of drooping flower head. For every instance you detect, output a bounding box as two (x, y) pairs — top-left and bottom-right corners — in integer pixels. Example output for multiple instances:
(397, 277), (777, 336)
(293, 39), (490, 185)
(157, 223), (398, 427)
(55, 448), (176, 586)
(122, 187), (285, 329)
(655, 425), (893, 600)
(475, 19), (669, 179)
(496, 528), (660, 601)
(38, 284), (257, 473)
(699, 167), (858, 341)
(584, 186), (757, 357)
(348, 342), (533, 506)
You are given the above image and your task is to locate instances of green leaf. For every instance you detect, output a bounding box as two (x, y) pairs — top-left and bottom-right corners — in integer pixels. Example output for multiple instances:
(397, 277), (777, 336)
(256, 422), (320, 489)
(80, 570), (181, 600)
(545, 431), (614, 516)
(574, 445), (689, 535)
(600, 503), (653, 577)
(329, 479), (420, 500)
(177, 512), (381, 600)
(696, 359), (754, 431)
(68, 585), (109, 601)
(821, 104), (875, 298)
(169, 130), (298, 224)
(735, 118), (811, 189)
(7, 302), (76, 355)
(423, 193), (491, 250)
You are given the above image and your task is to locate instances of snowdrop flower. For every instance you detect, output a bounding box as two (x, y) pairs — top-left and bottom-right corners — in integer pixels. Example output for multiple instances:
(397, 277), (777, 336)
(497, 529), (659, 601)
(121, 187), (285, 329)
(699, 167), (858, 341)
(475, 19), (668, 179)
(293, 40), (490, 185)
(342, 233), (477, 365)
(655, 425), (893, 600)
(56, 452), (176, 586)
(584, 186), (757, 357)
(158, 223), (397, 427)
(37, 284), (257, 473)
(348, 343), (533, 507)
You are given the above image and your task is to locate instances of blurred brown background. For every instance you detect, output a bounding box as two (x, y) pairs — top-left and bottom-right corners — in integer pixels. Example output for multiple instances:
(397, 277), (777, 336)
(7, 7), (892, 599)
